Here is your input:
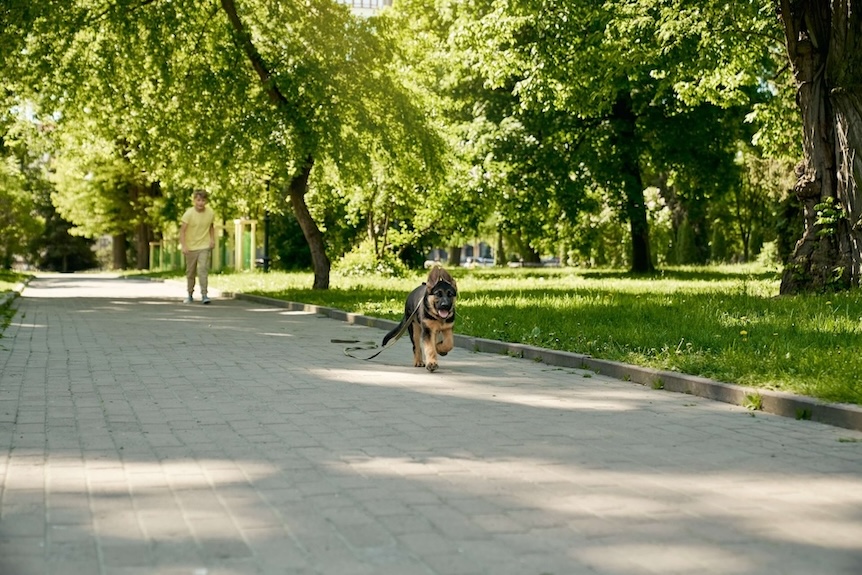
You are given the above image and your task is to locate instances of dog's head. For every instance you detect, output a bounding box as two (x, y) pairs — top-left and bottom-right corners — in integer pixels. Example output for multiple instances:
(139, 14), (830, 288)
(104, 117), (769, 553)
(425, 267), (457, 319)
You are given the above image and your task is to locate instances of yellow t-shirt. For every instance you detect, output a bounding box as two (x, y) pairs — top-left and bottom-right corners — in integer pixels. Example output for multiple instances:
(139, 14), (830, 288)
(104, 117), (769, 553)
(181, 206), (215, 251)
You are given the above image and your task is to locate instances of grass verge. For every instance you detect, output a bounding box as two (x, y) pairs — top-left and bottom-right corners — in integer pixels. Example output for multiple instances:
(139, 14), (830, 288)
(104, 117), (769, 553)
(192, 263), (862, 406)
(0, 270), (30, 295)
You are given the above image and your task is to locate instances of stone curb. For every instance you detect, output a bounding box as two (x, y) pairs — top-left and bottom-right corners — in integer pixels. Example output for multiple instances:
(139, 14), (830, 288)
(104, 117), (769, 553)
(232, 292), (862, 432)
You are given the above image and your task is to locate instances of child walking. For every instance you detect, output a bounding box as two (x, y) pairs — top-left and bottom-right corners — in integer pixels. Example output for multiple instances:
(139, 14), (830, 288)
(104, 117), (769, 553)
(179, 190), (216, 304)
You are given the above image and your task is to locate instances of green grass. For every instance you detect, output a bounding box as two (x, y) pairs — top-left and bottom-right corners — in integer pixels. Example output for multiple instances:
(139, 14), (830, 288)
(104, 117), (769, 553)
(0, 270), (30, 295)
(194, 263), (861, 405)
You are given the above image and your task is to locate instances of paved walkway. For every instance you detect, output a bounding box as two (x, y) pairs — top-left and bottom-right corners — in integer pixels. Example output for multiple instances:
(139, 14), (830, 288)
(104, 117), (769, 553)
(1, 274), (861, 575)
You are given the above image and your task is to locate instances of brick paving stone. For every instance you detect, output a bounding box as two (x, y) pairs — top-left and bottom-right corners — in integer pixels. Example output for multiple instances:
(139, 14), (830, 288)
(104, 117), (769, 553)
(1, 273), (861, 575)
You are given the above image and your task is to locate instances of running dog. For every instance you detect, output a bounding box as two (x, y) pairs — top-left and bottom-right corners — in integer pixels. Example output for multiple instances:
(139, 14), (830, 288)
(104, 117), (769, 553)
(382, 266), (457, 372)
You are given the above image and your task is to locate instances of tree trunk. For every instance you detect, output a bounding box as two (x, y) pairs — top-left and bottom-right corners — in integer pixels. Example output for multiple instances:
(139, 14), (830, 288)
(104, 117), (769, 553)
(778, 0), (862, 293)
(448, 245), (462, 267)
(135, 181), (161, 270)
(830, 0), (862, 287)
(135, 221), (150, 270)
(521, 243), (541, 265)
(288, 159), (330, 290)
(494, 230), (507, 266)
(628, 191), (653, 273)
(612, 92), (654, 274)
(112, 233), (127, 270)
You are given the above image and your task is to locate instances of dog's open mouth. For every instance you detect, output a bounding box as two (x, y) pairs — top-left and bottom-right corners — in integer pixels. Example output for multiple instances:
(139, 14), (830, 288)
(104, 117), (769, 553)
(437, 309), (451, 318)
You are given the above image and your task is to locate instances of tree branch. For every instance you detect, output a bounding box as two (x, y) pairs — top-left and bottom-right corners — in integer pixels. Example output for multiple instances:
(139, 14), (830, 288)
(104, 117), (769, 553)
(86, 0), (161, 27)
(219, 0), (290, 108)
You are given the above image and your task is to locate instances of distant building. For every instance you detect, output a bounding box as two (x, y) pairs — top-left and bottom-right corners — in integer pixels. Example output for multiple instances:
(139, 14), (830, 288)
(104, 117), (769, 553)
(338, 0), (392, 17)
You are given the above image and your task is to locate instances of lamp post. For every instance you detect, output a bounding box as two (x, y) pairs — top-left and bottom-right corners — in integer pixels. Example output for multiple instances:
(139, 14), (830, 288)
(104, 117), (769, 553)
(262, 209), (271, 273)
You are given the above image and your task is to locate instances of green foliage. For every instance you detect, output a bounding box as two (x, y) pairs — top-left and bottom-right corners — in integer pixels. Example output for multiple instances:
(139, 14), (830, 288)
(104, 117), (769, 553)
(6, 0), (446, 279)
(267, 211), (312, 271)
(743, 393), (763, 411)
(814, 198), (845, 238)
(334, 240), (411, 278)
(0, 156), (40, 269)
(32, 211), (98, 272)
(0, 0), (815, 283)
(387, 0), (594, 259)
(731, 151), (795, 262)
(388, 0), (787, 273)
(0, 107), (59, 269)
(755, 241), (782, 268)
(49, 130), (149, 238)
(0, 299), (16, 335)
(745, 76), (802, 160)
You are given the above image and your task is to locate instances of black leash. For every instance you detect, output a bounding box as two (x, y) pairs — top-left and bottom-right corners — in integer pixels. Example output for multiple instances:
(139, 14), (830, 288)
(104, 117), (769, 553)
(334, 300), (422, 361)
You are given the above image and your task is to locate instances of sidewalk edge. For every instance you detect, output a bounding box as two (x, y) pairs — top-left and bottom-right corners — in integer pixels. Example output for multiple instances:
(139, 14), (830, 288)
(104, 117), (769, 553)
(229, 292), (862, 433)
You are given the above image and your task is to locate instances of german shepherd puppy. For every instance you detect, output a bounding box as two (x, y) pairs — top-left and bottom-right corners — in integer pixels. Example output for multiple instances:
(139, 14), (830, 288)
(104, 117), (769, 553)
(383, 266), (457, 372)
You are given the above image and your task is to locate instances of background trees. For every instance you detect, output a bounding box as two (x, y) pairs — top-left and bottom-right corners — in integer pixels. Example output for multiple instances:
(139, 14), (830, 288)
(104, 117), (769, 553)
(0, 139), (41, 270)
(4, 0), (444, 287)
(1, 0), (859, 292)
(382, 0), (793, 272)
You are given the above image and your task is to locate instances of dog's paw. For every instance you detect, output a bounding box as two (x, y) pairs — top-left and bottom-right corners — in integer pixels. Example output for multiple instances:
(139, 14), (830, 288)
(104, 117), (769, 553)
(414, 360), (425, 368)
(426, 362), (438, 372)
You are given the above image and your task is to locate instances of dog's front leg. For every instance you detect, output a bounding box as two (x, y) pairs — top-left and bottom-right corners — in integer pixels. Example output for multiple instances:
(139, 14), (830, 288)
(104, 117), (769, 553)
(423, 327), (439, 372)
(437, 327), (454, 357)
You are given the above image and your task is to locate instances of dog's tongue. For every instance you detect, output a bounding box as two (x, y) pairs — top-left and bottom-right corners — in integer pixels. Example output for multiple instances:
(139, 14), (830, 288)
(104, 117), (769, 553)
(437, 309), (450, 318)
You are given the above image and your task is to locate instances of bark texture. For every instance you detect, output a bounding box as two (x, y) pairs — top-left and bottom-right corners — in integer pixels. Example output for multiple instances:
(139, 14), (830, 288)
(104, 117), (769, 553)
(612, 92), (654, 274)
(288, 159), (331, 289)
(779, 0), (862, 293)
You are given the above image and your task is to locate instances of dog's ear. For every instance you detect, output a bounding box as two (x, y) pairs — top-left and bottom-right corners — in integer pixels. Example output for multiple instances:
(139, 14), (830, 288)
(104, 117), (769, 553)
(426, 266), (440, 286)
(440, 272), (457, 295)
(427, 266), (455, 290)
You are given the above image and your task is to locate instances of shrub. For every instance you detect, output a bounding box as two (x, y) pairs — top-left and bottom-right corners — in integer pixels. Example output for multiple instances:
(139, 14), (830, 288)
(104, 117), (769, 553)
(334, 240), (411, 278)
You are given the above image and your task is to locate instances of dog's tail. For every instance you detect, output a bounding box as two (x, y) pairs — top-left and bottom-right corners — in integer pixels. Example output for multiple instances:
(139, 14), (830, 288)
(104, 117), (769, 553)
(382, 320), (405, 347)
